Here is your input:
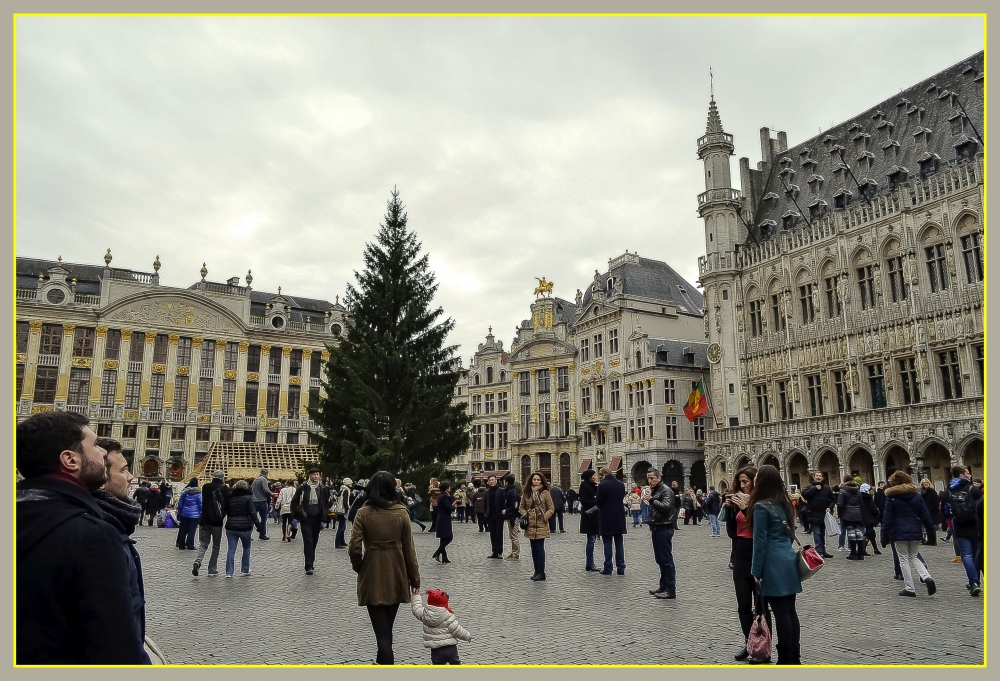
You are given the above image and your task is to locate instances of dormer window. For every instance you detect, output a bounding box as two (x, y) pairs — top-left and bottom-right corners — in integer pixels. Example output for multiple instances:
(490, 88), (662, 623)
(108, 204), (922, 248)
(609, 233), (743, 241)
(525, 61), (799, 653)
(896, 98), (911, 109)
(784, 184), (800, 199)
(808, 199), (828, 220)
(954, 136), (979, 162)
(974, 71), (984, 82)
(778, 157), (793, 168)
(925, 82), (938, 94)
(822, 135), (837, 146)
(763, 192), (780, 202)
(807, 174), (824, 193)
(606, 276), (616, 296)
(847, 122), (862, 133)
(758, 219), (777, 238)
(833, 188), (853, 209)
(857, 151), (875, 173)
(833, 162), (849, 178)
(907, 106), (925, 123)
(886, 165), (910, 190)
(949, 112), (966, 135)
(853, 133), (871, 153)
(917, 152), (940, 179)
(780, 210), (800, 230)
(882, 139), (900, 160)
(829, 143), (845, 158)
(962, 63), (975, 75)
(876, 120), (894, 142)
(870, 110), (885, 121)
(913, 126), (932, 149)
(798, 147), (812, 158)
(938, 89), (956, 106)
(779, 167), (796, 181)
(858, 178), (879, 201)
(802, 158), (818, 172)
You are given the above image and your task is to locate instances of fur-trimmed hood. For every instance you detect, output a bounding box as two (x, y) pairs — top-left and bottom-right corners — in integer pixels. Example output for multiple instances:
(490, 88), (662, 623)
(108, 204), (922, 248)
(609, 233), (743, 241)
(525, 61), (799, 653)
(884, 483), (919, 497)
(839, 480), (859, 493)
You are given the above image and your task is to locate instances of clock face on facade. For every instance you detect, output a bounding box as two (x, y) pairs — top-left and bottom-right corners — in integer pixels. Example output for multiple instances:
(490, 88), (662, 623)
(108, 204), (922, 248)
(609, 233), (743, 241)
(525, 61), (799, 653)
(707, 342), (722, 363)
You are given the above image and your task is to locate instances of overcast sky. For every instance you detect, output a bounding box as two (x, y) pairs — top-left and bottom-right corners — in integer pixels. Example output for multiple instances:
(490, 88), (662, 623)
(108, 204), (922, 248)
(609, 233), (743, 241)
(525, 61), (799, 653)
(16, 16), (983, 361)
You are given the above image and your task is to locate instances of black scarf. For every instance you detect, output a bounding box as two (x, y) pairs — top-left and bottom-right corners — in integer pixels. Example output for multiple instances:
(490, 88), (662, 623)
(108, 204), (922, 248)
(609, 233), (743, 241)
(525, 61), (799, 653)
(93, 490), (142, 535)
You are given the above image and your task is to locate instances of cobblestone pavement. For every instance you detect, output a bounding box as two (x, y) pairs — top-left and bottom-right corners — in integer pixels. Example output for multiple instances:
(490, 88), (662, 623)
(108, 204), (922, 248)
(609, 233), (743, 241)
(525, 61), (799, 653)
(137, 516), (983, 665)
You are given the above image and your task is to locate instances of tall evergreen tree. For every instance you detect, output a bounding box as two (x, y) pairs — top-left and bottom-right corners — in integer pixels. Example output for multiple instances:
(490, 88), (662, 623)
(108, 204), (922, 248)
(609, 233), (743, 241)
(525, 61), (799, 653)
(311, 189), (471, 480)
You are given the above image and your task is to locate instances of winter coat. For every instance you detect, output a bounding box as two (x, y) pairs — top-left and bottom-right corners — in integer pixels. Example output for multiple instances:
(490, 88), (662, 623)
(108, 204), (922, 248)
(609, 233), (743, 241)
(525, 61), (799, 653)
(703, 490), (722, 515)
(801, 481), (836, 522)
(472, 487), (487, 513)
(578, 479), (599, 535)
(520, 488), (554, 540)
(566, 489), (578, 509)
(549, 485), (566, 511)
(176, 486), (203, 519)
(749, 502), (802, 598)
(132, 486), (149, 507)
(647, 482), (676, 528)
(484, 485), (503, 518)
(502, 484), (519, 520)
(410, 594), (472, 649)
(836, 481), (862, 524)
(626, 491), (642, 512)
(143, 487), (162, 514)
(874, 487), (887, 517)
(428, 484), (441, 508)
(349, 503), (420, 606)
(16, 476), (147, 664)
(224, 488), (256, 533)
(200, 479), (229, 527)
(251, 475), (271, 503)
(725, 508), (754, 580)
(920, 488), (942, 525)
(276, 485), (296, 516)
(595, 475), (628, 537)
(939, 478), (982, 538)
(98, 510), (150, 663)
(881, 484), (935, 545)
(859, 491), (880, 528)
(291, 482), (330, 521)
(435, 492), (454, 540)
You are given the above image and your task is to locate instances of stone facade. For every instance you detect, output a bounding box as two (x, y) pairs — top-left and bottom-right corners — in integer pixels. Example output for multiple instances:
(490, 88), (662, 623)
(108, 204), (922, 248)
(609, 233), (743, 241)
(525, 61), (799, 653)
(698, 52), (984, 491)
(15, 253), (346, 482)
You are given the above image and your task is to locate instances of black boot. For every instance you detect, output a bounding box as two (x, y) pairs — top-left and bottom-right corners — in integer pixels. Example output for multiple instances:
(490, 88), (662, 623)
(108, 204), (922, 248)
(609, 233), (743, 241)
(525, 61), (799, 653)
(855, 541), (865, 560)
(530, 571), (541, 581)
(441, 549), (451, 564)
(871, 541), (882, 555)
(846, 541), (859, 560)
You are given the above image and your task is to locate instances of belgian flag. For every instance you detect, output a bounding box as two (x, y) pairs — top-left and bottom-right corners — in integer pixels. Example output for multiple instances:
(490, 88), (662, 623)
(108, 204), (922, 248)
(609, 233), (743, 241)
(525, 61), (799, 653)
(683, 377), (710, 422)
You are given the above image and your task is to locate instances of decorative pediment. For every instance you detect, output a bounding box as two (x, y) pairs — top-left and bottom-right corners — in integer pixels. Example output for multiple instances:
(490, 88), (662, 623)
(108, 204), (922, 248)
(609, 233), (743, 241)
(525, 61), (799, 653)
(103, 291), (244, 335)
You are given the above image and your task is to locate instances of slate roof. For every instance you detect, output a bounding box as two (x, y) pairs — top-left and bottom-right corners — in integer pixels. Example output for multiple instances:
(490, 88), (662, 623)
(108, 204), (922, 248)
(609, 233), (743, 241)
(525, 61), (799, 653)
(17, 257), (107, 295)
(745, 51), (983, 244)
(647, 337), (711, 369)
(581, 256), (704, 316)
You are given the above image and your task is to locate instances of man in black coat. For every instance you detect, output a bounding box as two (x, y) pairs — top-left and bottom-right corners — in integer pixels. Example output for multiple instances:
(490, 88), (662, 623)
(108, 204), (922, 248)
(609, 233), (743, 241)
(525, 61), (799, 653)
(193, 470), (229, 576)
(16, 412), (147, 664)
(646, 467), (677, 598)
(801, 471), (836, 558)
(578, 470), (600, 571)
(502, 473), (520, 561)
(291, 467), (330, 575)
(483, 475), (504, 558)
(595, 468), (627, 575)
(548, 483), (566, 533)
(566, 487), (578, 515)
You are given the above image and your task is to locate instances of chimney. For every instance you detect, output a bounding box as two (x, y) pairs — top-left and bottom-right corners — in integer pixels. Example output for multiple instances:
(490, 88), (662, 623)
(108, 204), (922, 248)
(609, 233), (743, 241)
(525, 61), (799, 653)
(759, 127), (772, 165)
(777, 130), (788, 152)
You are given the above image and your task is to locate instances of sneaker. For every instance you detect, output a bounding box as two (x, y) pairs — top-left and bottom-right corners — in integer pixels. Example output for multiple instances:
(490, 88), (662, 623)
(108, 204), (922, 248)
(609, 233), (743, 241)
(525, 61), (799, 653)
(241, 571), (251, 576)
(306, 569), (314, 576)
(226, 574), (234, 578)
(970, 583), (982, 597)
(504, 555), (519, 561)
(192, 562), (200, 576)
(898, 589), (916, 597)
(837, 546), (847, 552)
(952, 556), (963, 563)
(208, 571), (219, 576)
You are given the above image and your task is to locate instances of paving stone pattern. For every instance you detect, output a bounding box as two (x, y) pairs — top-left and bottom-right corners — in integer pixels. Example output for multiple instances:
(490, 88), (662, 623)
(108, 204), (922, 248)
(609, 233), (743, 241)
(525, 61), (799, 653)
(139, 517), (983, 665)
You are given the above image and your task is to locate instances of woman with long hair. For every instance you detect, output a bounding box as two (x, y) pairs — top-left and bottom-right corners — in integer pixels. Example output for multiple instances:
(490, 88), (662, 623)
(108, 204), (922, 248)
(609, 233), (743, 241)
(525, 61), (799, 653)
(433, 481), (454, 564)
(520, 472), (555, 581)
(725, 466), (768, 662)
(428, 477), (441, 533)
(349, 471), (421, 665)
(746, 465), (802, 665)
(578, 469), (600, 572)
(918, 478), (941, 544)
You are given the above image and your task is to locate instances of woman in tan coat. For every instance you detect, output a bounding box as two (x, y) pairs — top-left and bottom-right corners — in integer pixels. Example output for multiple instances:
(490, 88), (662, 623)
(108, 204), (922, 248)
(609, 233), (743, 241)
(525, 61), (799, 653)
(519, 472), (555, 581)
(349, 471), (421, 665)
(428, 477), (441, 532)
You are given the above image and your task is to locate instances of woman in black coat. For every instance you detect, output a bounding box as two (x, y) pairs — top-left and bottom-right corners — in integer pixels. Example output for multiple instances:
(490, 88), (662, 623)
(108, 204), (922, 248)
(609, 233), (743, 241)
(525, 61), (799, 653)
(918, 479), (941, 543)
(858, 484), (882, 555)
(484, 476), (505, 559)
(578, 470), (599, 572)
(725, 466), (766, 662)
(432, 482), (454, 564)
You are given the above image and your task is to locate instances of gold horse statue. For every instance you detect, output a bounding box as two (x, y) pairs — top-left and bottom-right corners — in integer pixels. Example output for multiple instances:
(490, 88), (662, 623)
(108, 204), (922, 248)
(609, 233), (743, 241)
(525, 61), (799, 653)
(534, 277), (554, 298)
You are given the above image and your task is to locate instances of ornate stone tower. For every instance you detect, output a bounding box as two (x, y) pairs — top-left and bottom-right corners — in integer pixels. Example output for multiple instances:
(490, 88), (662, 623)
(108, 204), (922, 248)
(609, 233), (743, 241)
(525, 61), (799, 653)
(696, 95), (747, 429)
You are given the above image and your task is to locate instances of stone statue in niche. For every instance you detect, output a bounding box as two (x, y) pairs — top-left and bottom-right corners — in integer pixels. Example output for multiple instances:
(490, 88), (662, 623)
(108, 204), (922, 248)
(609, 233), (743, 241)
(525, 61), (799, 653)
(850, 366), (860, 394)
(741, 388), (749, 411)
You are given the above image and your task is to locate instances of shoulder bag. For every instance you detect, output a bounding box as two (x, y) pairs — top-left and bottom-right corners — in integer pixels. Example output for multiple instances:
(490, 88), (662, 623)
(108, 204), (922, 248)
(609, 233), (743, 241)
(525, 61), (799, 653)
(778, 513), (824, 581)
(746, 589), (772, 661)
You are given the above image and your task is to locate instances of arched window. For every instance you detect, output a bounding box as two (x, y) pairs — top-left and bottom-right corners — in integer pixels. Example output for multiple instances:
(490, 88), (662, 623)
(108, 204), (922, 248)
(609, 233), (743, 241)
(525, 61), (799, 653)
(474, 374), (480, 385)
(499, 370), (506, 382)
(920, 226), (949, 293)
(521, 455), (532, 483)
(487, 367), (493, 383)
(635, 350), (642, 369)
(560, 453), (571, 490)
(957, 215), (983, 283)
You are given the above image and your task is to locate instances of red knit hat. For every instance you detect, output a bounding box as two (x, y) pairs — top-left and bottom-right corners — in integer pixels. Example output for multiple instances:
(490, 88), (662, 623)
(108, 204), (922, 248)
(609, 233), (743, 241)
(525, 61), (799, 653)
(425, 589), (453, 613)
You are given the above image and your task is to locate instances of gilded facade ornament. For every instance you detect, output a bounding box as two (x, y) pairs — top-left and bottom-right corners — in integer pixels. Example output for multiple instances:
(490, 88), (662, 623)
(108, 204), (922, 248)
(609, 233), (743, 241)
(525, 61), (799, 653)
(282, 346), (292, 356)
(152, 363), (166, 373)
(16, 353), (26, 364)
(320, 350), (330, 361)
(224, 370), (237, 380)
(104, 359), (119, 369)
(302, 349), (312, 358)
(175, 365), (190, 375)
(145, 332), (158, 342)
(95, 327), (108, 337)
(168, 334), (180, 344)
(124, 409), (139, 420)
(71, 357), (93, 368)
(192, 337), (204, 347)
(533, 277), (554, 297)
(246, 372), (260, 381)
(28, 321), (43, 331)
(239, 342), (249, 352)
(62, 323), (76, 334)
(261, 345), (271, 354)
(31, 405), (54, 414)
(197, 414), (211, 423)
(288, 376), (301, 385)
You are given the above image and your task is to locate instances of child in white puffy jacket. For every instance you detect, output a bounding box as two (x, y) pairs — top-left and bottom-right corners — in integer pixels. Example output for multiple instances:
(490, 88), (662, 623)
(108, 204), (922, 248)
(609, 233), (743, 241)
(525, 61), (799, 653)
(410, 589), (472, 664)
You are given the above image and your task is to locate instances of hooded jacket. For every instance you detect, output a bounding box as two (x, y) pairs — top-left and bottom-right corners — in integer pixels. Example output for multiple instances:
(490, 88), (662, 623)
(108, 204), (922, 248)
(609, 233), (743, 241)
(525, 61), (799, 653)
(176, 485), (203, 519)
(881, 483), (935, 545)
(410, 593), (473, 649)
(16, 476), (147, 664)
(939, 477), (982, 538)
(224, 488), (256, 532)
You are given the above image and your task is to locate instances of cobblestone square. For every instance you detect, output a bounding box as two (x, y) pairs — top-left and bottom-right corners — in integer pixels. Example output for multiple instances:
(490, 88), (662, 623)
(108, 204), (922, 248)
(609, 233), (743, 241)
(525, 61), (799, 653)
(138, 517), (983, 665)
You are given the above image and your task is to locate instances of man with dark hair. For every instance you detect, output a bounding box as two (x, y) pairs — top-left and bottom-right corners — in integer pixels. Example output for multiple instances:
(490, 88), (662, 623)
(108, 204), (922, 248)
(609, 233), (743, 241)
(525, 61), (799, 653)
(939, 465), (983, 596)
(291, 467), (329, 575)
(16, 412), (147, 664)
(502, 473), (520, 561)
(483, 475), (504, 558)
(646, 467), (677, 599)
(801, 471), (836, 558)
(93, 437), (151, 663)
(193, 470), (229, 577)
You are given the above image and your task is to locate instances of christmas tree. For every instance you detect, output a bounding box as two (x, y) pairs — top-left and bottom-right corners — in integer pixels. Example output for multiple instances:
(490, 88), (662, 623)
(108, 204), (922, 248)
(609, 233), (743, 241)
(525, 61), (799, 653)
(311, 188), (471, 480)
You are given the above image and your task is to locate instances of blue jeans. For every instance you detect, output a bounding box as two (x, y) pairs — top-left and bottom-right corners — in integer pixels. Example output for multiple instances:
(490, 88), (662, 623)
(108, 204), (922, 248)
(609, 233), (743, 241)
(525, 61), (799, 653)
(253, 501), (270, 538)
(335, 513), (348, 546)
(650, 526), (676, 594)
(811, 523), (826, 555)
(708, 512), (721, 535)
(226, 530), (252, 575)
(954, 536), (980, 585)
(640, 502), (649, 523)
(530, 538), (546, 574)
(630, 510), (641, 526)
(838, 522), (847, 549)
(585, 533), (598, 569)
(408, 506), (425, 529)
(602, 534), (625, 573)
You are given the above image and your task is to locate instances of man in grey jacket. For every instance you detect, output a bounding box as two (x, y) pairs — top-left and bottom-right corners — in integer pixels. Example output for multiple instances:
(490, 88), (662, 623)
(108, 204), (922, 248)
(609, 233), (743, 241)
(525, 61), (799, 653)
(251, 468), (271, 540)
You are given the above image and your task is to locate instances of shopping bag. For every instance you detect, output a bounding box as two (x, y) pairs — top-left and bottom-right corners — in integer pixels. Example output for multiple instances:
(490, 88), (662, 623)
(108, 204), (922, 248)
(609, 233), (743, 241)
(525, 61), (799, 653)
(746, 591), (772, 661)
(824, 513), (840, 537)
(164, 513), (176, 529)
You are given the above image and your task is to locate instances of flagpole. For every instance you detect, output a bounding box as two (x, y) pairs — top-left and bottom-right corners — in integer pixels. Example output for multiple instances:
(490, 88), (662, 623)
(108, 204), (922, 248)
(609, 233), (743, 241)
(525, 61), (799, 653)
(700, 365), (723, 429)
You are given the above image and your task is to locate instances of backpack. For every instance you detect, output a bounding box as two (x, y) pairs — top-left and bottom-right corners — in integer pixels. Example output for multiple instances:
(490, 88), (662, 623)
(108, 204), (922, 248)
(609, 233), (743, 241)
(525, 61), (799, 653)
(950, 486), (976, 523)
(333, 488), (346, 515)
(202, 487), (225, 524)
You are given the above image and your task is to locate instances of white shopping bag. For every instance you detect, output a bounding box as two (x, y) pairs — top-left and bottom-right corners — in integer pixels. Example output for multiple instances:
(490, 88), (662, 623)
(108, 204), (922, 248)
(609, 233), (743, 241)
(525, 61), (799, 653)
(824, 513), (841, 537)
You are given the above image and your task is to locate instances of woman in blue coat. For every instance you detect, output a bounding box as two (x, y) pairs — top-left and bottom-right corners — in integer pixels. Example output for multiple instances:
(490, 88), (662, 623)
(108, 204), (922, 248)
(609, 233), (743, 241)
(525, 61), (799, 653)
(432, 481), (454, 564)
(748, 465), (802, 665)
(175, 478), (203, 550)
(880, 470), (936, 597)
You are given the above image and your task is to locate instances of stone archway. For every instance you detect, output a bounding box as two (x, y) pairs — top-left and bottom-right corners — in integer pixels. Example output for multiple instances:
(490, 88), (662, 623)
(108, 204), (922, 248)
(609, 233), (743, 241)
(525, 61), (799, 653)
(520, 454), (532, 483)
(847, 446), (876, 485)
(882, 444), (909, 481)
(816, 450), (840, 485)
(734, 456), (751, 474)
(962, 438), (984, 478)
(689, 460), (707, 493)
(760, 454), (780, 470)
(710, 458), (728, 490)
(921, 442), (951, 486)
(786, 452), (810, 492)
(663, 460), (684, 489)
(631, 460), (652, 487)
(167, 457), (185, 482)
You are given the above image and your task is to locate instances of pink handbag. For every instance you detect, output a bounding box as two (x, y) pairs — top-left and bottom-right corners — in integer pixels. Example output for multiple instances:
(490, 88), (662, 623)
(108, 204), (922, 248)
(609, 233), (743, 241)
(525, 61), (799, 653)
(746, 591), (772, 661)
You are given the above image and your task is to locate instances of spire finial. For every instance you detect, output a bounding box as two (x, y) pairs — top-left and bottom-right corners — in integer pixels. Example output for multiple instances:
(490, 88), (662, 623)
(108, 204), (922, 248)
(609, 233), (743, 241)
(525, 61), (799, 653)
(488, 326), (492, 335)
(710, 66), (714, 101)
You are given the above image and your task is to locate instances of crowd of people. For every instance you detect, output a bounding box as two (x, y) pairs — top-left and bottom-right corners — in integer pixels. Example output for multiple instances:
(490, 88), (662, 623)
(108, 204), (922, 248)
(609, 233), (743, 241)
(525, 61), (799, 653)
(16, 411), (984, 666)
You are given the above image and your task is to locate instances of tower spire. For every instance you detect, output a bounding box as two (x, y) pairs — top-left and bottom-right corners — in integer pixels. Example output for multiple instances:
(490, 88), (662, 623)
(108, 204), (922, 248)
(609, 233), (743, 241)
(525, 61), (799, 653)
(706, 96), (725, 134)
(710, 66), (714, 101)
